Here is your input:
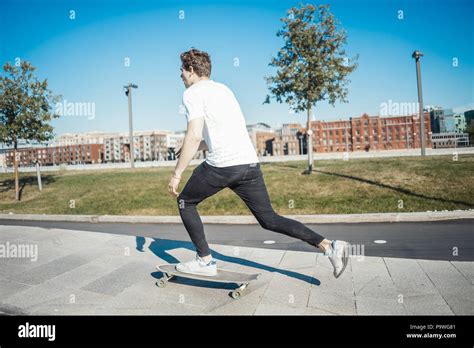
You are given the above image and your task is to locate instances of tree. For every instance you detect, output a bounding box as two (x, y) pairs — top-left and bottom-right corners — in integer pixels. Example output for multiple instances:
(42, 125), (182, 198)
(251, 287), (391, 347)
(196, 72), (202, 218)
(264, 3), (358, 173)
(0, 61), (61, 200)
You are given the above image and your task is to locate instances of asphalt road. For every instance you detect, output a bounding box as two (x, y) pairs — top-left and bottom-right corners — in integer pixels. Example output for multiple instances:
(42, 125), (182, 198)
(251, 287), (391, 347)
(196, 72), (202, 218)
(0, 219), (473, 261)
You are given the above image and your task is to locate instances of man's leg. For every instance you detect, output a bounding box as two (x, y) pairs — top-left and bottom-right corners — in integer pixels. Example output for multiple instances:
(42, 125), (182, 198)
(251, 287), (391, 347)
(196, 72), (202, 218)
(229, 165), (326, 248)
(230, 164), (350, 278)
(176, 162), (225, 258)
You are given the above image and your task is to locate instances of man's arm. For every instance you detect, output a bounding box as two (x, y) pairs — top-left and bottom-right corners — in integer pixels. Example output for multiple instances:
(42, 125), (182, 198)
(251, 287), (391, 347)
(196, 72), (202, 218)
(173, 117), (205, 178)
(168, 89), (206, 197)
(176, 139), (207, 158)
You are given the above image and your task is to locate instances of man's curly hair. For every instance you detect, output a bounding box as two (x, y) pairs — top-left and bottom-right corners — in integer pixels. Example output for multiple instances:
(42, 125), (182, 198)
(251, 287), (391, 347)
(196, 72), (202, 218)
(180, 48), (212, 78)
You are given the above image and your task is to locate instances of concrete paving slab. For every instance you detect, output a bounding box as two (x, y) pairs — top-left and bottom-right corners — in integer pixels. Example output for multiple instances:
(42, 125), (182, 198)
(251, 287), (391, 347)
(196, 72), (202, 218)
(0, 278), (32, 301)
(307, 289), (357, 315)
(418, 259), (474, 314)
(11, 254), (94, 286)
(258, 268), (315, 310)
(451, 261), (474, 285)
(81, 261), (154, 296)
(384, 257), (440, 297)
(355, 296), (406, 315)
(403, 293), (454, 315)
(207, 283), (269, 315)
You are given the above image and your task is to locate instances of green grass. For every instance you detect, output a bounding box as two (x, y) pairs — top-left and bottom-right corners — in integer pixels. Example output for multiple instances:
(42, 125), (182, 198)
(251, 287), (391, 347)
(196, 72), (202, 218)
(1, 155), (473, 215)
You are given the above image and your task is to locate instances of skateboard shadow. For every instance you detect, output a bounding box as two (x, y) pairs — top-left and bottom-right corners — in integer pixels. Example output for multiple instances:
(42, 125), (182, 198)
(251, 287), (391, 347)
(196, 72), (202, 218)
(138, 236), (320, 287)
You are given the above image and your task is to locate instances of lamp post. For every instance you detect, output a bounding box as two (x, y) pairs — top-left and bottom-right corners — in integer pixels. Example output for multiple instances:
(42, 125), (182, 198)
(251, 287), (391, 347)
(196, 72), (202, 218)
(412, 50), (426, 156)
(303, 107), (314, 174)
(123, 83), (138, 167)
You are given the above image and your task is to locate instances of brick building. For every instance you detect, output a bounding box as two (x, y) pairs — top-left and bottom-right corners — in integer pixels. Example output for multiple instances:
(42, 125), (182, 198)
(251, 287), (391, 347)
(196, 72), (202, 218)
(311, 113), (432, 152)
(255, 113), (432, 155)
(5, 144), (103, 167)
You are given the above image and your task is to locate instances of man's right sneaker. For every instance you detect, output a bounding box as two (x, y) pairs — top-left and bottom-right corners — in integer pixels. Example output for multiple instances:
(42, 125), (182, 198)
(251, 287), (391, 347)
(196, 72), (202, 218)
(324, 240), (350, 278)
(175, 254), (218, 277)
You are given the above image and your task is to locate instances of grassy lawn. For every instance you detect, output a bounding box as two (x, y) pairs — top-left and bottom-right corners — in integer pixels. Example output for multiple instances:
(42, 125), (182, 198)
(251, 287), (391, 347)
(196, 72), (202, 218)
(0, 155), (473, 215)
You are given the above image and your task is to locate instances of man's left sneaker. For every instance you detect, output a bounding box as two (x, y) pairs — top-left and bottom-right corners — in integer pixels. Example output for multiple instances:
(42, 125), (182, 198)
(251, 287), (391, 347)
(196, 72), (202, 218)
(324, 240), (350, 279)
(176, 254), (218, 277)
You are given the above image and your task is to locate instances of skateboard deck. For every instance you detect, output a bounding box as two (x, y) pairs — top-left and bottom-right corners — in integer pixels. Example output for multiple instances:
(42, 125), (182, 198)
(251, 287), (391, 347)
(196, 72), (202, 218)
(156, 264), (260, 299)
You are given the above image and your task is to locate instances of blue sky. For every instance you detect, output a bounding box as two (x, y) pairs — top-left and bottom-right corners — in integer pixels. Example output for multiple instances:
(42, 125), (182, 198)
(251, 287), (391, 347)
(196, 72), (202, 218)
(1, 0), (473, 137)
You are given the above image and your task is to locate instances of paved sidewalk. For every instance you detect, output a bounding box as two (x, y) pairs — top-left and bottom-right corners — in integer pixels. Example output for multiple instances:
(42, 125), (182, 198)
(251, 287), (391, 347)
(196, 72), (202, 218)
(0, 225), (472, 315)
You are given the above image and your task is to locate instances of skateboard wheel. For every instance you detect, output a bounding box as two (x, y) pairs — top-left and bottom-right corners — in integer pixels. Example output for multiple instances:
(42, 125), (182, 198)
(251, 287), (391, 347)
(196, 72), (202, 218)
(156, 279), (167, 288)
(231, 290), (242, 299)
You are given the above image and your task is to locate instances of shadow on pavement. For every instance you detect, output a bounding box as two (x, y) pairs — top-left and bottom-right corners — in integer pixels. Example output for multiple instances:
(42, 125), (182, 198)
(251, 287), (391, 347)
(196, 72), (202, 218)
(138, 237), (320, 288)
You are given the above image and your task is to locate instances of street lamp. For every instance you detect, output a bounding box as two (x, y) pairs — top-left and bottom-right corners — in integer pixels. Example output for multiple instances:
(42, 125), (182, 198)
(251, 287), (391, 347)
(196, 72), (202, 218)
(304, 109), (314, 174)
(412, 50), (426, 156)
(123, 83), (138, 167)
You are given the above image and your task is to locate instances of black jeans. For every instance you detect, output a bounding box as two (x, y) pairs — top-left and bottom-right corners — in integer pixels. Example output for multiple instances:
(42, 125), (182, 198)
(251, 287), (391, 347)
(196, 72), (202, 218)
(177, 161), (325, 257)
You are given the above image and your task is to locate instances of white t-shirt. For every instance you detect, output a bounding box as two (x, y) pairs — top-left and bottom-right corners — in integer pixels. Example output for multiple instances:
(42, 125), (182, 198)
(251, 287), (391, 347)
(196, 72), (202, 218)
(182, 79), (259, 167)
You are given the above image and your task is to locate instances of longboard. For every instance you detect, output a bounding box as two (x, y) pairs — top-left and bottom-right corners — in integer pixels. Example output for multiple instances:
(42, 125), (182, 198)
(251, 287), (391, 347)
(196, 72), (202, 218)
(156, 264), (260, 299)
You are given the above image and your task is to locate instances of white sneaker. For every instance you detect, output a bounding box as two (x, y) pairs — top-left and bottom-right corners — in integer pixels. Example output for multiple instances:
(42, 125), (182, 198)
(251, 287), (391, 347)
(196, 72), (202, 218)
(176, 254), (218, 277)
(324, 240), (350, 278)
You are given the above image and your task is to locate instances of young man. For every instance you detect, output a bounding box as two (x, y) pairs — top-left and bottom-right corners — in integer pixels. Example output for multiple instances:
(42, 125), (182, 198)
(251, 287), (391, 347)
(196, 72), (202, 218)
(168, 48), (350, 279)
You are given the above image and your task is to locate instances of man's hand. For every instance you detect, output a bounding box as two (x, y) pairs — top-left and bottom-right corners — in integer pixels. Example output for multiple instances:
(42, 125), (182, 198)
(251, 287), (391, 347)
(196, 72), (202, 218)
(168, 174), (181, 197)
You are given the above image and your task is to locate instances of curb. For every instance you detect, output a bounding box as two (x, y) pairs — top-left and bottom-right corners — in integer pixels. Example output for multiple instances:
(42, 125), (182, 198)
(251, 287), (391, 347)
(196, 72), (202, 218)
(0, 210), (473, 224)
